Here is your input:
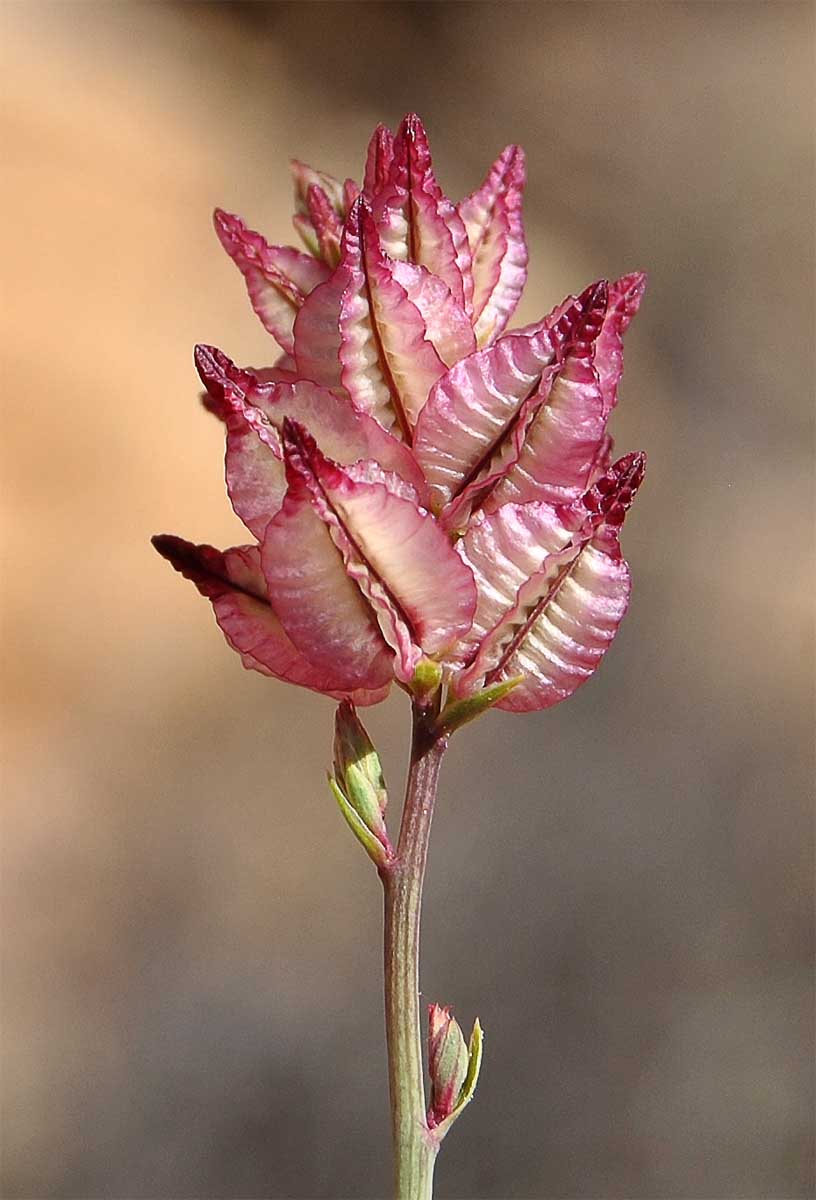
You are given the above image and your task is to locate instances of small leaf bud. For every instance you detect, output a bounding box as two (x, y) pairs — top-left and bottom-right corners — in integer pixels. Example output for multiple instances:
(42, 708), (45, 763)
(331, 702), (393, 867)
(427, 1004), (469, 1127)
(427, 1007), (484, 1137)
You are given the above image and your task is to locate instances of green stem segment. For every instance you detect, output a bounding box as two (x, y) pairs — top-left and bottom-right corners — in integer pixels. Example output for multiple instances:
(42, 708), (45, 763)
(382, 704), (448, 1200)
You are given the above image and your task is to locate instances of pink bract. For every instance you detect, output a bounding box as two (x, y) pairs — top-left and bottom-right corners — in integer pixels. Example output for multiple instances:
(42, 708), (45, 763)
(154, 113), (646, 712)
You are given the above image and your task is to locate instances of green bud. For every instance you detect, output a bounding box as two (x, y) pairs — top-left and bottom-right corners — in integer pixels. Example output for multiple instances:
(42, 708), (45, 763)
(428, 1006), (484, 1138)
(331, 702), (392, 867)
(411, 657), (444, 704)
(434, 675), (524, 735)
(428, 1004), (469, 1126)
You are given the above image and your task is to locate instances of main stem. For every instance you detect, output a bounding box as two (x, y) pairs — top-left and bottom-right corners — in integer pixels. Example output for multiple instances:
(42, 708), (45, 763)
(382, 703), (448, 1200)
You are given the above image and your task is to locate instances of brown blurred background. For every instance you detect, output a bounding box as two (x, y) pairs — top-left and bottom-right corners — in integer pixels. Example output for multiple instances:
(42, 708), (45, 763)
(2, 2), (813, 1197)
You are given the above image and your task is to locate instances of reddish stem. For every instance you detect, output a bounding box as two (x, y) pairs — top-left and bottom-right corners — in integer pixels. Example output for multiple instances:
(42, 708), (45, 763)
(381, 703), (448, 1199)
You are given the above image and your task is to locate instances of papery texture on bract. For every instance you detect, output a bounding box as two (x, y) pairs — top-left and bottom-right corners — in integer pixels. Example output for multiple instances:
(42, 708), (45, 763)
(198, 350), (297, 423)
(257, 355), (300, 382)
(413, 331), (556, 513)
(195, 345), (429, 538)
(454, 452), (645, 711)
(343, 178), (360, 211)
(485, 281), (608, 512)
(262, 476), (397, 692)
(151, 535), (389, 705)
(457, 144), (528, 347)
(196, 345), (297, 416)
(263, 422), (476, 683)
(594, 272), (647, 415)
(388, 259), (475, 368)
(372, 114), (473, 313)
(300, 184), (343, 265)
(195, 346), (284, 538)
(294, 199), (470, 437)
(518, 272), (646, 416)
(587, 432), (615, 485)
(363, 124), (395, 197)
(213, 209), (329, 354)
(290, 159), (348, 221)
(156, 115), (647, 715)
(414, 281), (608, 527)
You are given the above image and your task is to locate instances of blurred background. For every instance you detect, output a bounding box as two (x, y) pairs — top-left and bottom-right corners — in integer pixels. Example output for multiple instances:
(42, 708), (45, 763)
(2, 2), (813, 1197)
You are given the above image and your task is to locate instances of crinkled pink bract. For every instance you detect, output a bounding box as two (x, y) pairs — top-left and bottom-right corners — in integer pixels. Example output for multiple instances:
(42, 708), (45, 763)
(154, 114), (646, 712)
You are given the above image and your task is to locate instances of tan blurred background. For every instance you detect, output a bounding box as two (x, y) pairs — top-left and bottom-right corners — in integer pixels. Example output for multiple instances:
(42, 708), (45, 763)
(1, 2), (813, 1197)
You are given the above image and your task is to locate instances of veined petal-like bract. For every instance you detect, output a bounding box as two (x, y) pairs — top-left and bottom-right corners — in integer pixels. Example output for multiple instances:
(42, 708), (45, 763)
(154, 113), (646, 711)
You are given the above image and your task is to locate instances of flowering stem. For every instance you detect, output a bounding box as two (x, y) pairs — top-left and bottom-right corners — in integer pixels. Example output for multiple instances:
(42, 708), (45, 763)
(381, 702), (448, 1199)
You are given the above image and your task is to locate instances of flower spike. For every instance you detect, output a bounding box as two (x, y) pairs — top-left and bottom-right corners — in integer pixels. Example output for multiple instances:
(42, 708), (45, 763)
(157, 114), (646, 718)
(153, 115), (649, 1191)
